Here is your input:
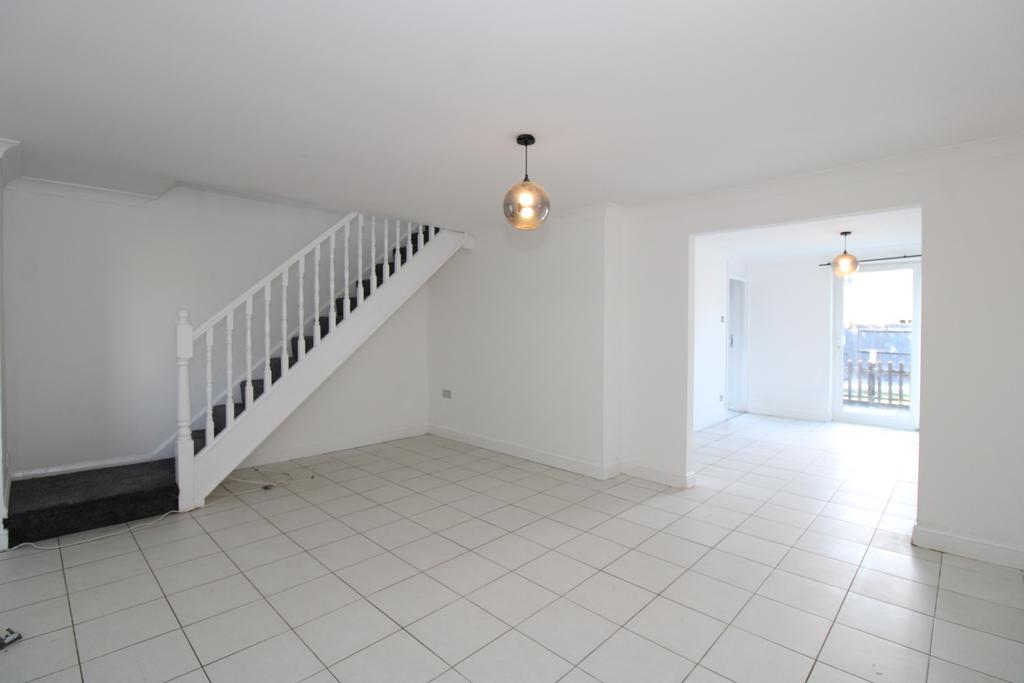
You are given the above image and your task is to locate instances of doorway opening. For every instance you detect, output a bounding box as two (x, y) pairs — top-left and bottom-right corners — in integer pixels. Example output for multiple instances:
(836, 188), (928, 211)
(690, 207), (921, 434)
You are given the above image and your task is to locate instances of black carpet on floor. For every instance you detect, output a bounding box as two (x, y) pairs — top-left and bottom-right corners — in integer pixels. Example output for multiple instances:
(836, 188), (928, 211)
(5, 459), (178, 546)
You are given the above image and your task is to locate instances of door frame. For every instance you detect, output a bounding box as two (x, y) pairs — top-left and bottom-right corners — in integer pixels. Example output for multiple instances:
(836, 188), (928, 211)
(831, 259), (922, 430)
(726, 277), (748, 413)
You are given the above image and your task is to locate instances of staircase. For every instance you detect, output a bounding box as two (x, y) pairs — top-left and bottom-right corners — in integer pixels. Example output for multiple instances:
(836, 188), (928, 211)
(176, 214), (468, 510)
(4, 213), (467, 544)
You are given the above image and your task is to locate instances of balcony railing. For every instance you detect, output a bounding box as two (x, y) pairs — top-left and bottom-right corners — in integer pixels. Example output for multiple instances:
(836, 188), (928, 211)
(843, 359), (910, 408)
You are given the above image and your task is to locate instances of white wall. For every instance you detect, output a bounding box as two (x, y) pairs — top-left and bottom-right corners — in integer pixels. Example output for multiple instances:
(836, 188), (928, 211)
(614, 134), (1024, 567)
(0, 140), (20, 543)
(1, 179), (346, 476)
(427, 206), (608, 477)
(692, 243), (729, 430)
(744, 257), (833, 421)
(246, 288), (429, 465)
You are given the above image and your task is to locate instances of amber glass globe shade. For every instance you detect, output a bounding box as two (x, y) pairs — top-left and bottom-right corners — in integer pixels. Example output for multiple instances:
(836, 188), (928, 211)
(503, 180), (550, 230)
(831, 251), (860, 277)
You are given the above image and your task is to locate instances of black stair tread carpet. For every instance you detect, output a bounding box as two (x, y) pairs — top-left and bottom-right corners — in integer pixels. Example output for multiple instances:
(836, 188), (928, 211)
(5, 459), (178, 545)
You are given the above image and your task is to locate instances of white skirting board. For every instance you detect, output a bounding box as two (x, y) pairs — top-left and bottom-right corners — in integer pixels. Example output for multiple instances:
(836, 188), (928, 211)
(243, 425), (429, 467)
(428, 425), (617, 481)
(913, 523), (1024, 571)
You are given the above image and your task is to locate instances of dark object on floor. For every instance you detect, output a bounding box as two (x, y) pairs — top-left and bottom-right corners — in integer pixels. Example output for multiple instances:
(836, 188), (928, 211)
(4, 459), (178, 546)
(0, 628), (22, 650)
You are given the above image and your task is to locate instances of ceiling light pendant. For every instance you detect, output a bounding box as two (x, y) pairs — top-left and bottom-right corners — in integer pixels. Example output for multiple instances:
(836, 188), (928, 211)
(831, 231), (860, 277)
(503, 134), (550, 230)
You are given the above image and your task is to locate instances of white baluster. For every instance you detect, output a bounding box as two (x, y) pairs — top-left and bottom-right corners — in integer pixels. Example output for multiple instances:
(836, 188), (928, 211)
(329, 232), (336, 332)
(382, 218), (390, 284)
(205, 328), (214, 443)
(245, 298), (254, 407)
(297, 256), (306, 362)
(281, 269), (289, 376)
(357, 214), (365, 305)
(263, 282), (271, 391)
(344, 222), (351, 317)
(406, 219), (413, 265)
(175, 310), (195, 511)
(394, 219), (402, 273)
(419, 222), (425, 253)
(314, 244), (321, 344)
(370, 216), (377, 295)
(225, 314), (234, 429)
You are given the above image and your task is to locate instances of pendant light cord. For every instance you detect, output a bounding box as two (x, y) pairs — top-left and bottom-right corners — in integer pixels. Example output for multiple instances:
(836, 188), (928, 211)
(524, 144), (530, 182)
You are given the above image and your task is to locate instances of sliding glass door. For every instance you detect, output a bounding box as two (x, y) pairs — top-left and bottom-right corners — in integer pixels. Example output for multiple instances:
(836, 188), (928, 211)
(832, 261), (921, 429)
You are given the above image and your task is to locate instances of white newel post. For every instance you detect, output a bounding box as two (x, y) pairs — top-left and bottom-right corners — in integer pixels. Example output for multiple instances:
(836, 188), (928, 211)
(175, 310), (196, 511)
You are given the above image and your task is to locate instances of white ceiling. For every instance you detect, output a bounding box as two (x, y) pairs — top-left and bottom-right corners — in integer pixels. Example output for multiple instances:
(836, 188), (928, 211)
(697, 207), (922, 263)
(1, 1), (1023, 232)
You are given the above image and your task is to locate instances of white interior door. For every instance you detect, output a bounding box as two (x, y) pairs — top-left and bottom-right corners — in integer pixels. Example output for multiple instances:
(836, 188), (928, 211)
(832, 261), (921, 429)
(727, 279), (747, 412)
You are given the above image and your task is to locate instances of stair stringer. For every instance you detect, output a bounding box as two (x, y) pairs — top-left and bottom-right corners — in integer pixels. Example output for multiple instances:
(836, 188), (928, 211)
(192, 229), (468, 505)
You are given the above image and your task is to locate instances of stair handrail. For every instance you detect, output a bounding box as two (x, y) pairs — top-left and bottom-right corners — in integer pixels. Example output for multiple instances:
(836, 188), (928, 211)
(175, 212), (444, 511)
(191, 211), (359, 340)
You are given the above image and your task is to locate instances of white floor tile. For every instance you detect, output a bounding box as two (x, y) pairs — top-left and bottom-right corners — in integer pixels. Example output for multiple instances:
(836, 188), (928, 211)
(427, 551), (508, 594)
(168, 573), (260, 625)
(392, 533), (467, 570)
(566, 572), (656, 624)
(296, 599), (398, 665)
(205, 631), (322, 683)
(369, 573), (459, 626)
(468, 572), (557, 625)
(702, 626), (814, 683)
(691, 549), (772, 591)
(851, 566), (937, 615)
(82, 630), (200, 683)
(521, 599), (620, 663)
(267, 573), (360, 627)
(818, 623), (928, 683)
(456, 630), (573, 683)
(335, 551), (419, 595)
(580, 628), (694, 683)
(75, 597), (179, 661)
(516, 551), (597, 594)
(931, 618), (1024, 682)
(0, 627), (79, 682)
(733, 595), (832, 657)
(407, 598), (509, 665)
(184, 599), (288, 664)
(329, 631), (448, 683)
(837, 592), (934, 652)
(626, 596), (726, 661)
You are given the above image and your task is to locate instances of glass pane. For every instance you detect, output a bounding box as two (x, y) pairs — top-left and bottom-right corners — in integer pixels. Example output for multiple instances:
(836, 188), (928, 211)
(841, 268), (913, 414)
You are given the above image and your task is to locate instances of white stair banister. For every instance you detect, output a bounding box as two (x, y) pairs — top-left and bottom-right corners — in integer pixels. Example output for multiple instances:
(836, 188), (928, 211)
(263, 282), (271, 393)
(314, 244), (321, 344)
(344, 222), (351, 317)
(382, 218), (390, 284)
(394, 219), (402, 273)
(172, 210), (467, 511)
(225, 315), (234, 429)
(245, 298), (254, 407)
(329, 233), (336, 333)
(357, 214), (365, 305)
(281, 268), (290, 376)
(205, 328), (214, 443)
(406, 220), (412, 267)
(370, 216), (377, 296)
(297, 257), (306, 361)
(175, 310), (195, 510)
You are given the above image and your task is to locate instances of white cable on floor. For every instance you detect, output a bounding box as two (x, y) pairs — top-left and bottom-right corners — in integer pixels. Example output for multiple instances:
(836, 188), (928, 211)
(0, 469), (296, 553)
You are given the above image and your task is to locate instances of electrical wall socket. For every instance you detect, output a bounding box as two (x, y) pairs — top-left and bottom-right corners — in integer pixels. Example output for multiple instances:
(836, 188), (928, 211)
(442, 389), (452, 399)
